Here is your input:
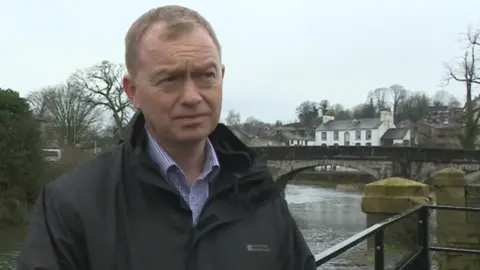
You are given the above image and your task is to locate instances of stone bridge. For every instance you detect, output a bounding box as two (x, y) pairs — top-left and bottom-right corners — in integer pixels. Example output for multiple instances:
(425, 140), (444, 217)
(251, 146), (480, 189)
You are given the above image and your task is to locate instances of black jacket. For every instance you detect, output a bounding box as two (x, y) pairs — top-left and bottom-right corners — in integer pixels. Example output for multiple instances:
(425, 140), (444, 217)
(17, 113), (316, 270)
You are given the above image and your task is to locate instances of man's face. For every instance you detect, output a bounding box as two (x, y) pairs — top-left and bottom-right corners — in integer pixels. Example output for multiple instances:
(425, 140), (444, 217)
(123, 22), (224, 144)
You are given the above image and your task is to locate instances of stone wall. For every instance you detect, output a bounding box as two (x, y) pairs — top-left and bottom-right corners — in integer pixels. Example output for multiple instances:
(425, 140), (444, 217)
(466, 185), (480, 224)
(465, 171), (480, 225)
(433, 168), (480, 270)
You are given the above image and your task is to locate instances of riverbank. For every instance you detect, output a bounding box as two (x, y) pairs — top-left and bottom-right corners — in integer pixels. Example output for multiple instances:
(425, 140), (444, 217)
(0, 198), (30, 226)
(0, 161), (81, 226)
(0, 226), (25, 270)
(291, 175), (367, 192)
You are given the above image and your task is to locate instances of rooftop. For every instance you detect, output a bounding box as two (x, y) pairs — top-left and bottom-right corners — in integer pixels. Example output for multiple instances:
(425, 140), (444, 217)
(316, 118), (382, 131)
(381, 128), (409, 140)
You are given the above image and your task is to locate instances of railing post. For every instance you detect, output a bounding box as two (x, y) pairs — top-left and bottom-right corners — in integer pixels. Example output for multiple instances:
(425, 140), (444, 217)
(374, 229), (385, 270)
(417, 205), (431, 269)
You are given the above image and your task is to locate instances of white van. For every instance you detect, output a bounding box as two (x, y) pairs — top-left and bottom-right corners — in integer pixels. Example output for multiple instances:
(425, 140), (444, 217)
(41, 148), (62, 162)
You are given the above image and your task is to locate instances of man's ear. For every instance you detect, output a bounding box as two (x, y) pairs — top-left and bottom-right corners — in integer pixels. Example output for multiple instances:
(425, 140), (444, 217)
(123, 74), (140, 109)
(221, 64), (225, 79)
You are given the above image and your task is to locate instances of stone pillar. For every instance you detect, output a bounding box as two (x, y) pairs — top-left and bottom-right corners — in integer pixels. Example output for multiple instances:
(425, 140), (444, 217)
(433, 167), (480, 270)
(361, 177), (430, 250)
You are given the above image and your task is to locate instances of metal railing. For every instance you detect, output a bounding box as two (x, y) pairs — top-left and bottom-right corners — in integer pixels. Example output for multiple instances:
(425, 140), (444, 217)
(314, 204), (480, 269)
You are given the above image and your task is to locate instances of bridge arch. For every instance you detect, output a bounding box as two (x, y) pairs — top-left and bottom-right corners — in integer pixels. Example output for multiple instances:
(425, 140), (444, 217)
(270, 159), (385, 191)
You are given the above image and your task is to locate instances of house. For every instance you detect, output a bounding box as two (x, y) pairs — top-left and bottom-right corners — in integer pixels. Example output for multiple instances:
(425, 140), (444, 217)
(315, 110), (396, 146)
(274, 124), (315, 146)
(398, 105), (464, 148)
(227, 125), (283, 147)
(282, 131), (315, 146)
(228, 125), (251, 142)
(423, 105), (463, 148)
(380, 128), (411, 146)
(274, 122), (304, 132)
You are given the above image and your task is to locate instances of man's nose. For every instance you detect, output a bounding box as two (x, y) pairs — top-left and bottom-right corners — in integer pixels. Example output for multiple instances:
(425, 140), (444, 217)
(180, 78), (202, 106)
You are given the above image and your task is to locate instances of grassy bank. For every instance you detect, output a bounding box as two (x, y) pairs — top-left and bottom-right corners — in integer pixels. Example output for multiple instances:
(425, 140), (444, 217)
(0, 159), (87, 226)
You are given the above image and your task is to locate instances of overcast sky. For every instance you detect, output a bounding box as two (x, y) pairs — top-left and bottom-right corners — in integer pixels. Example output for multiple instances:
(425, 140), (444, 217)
(2, 0), (480, 123)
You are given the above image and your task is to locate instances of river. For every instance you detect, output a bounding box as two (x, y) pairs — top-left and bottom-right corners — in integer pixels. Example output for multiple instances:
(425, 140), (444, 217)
(0, 183), (389, 269)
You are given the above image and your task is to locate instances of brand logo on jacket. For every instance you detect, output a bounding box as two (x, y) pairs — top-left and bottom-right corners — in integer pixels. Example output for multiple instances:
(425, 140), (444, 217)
(246, 244), (271, 252)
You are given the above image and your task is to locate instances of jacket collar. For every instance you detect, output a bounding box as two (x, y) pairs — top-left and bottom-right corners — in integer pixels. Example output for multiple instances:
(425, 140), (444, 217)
(122, 112), (280, 223)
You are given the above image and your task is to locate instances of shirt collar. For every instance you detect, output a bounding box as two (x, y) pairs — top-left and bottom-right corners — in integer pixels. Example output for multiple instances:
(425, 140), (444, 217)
(145, 127), (220, 179)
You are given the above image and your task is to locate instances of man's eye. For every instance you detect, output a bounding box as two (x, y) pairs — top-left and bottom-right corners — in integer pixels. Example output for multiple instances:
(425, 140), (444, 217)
(203, 72), (215, 79)
(164, 76), (178, 82)
(158, 76), (178, 85)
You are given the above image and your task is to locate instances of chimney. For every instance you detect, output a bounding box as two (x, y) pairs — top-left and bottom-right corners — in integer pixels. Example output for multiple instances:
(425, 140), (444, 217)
(322, 115), (334, 124)
(380, 110), (393, 124)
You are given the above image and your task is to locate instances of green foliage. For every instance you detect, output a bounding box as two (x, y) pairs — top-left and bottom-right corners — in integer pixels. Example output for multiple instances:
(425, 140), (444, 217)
(0, 197), (29, 225)
(296, 101), (320, 126)
(0, 88), (45, 224)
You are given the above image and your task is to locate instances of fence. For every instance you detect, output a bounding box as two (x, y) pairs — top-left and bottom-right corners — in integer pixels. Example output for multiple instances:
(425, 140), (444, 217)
(314, 204), (480, 269)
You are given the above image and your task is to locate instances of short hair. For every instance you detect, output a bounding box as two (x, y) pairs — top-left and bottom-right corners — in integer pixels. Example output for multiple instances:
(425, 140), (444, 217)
(124, 5), (221, 77)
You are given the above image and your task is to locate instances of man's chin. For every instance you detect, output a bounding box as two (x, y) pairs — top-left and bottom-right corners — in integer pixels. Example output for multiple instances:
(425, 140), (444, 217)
(174, 126), (212, 143)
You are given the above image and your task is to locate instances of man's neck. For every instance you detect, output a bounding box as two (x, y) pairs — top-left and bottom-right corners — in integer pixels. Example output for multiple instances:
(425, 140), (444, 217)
(165, 140), (206, 181)
(148, 128), (207, 184)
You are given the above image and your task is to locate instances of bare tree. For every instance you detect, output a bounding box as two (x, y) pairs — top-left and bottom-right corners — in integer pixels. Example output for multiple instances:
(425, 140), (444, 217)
(329, 103), (352, 120)
(71, 60), (133, 139)
(368, 87), (390, 111)
(388, 84), (408, 118)
(225, 110), (241, 127)
(444, 26), (480, 149)
(243, 117), (269, 136)
(28, 82), (101, 146)
(431, 90), (461, 108)
(27, 91), (50, 117)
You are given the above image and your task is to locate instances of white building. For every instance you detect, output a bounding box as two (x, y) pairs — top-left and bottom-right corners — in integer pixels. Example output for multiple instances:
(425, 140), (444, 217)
(315, 111), (399, 146)
(284, 133), (315, 146)
(273, 124), (315, 146)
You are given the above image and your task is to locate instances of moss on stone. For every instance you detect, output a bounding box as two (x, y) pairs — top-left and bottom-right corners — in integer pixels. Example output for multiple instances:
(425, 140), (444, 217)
(435, 167), (465, 176)
(361, 196), (429, 214)
(364, 178), (429, 197)
(368, 177), (425, 186)
(433, 167), (466, 187)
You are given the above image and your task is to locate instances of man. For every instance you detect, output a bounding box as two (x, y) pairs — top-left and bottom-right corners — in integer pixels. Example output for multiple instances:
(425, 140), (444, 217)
(18, 5), (316, 270)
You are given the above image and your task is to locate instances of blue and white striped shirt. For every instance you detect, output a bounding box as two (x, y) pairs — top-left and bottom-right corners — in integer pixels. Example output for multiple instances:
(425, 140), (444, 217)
(145, 129), (220, 225)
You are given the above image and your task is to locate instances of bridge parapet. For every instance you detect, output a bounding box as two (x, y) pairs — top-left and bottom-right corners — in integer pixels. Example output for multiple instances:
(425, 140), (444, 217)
(254, 146), (480, 185)
(252, 145), (480, 163)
